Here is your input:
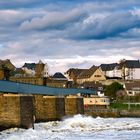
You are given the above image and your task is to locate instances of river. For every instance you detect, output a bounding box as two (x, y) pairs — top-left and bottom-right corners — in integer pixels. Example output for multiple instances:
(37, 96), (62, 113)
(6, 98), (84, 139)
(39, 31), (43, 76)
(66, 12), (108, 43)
(0, 115), (140, 140)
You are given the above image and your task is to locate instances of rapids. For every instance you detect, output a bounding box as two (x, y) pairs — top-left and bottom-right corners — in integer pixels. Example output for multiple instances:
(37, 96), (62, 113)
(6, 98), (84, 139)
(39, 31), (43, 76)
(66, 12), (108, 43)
(0, 114), (140, 140)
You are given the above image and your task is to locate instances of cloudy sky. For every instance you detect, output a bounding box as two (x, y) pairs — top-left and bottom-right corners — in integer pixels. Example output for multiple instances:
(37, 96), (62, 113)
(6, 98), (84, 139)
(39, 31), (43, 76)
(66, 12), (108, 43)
(0, 0), (140, 74)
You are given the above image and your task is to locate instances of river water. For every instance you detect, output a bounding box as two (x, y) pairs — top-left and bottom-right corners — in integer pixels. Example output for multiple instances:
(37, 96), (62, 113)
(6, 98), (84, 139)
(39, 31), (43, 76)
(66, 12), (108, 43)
(0, 115), (140, 140)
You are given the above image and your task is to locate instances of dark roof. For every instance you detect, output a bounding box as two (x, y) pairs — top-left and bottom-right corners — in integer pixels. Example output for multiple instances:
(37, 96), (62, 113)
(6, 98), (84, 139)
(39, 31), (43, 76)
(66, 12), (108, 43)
(66, 68), (87, 77)
(53, 72), (66, 79)
(0, 80), (96, 95)
(125, 81), (140, 91)
(22, 63), (36, 70)
(78, 66), (98, 79)
(100, 63), (118, 71)
(123, 60), (140, 68)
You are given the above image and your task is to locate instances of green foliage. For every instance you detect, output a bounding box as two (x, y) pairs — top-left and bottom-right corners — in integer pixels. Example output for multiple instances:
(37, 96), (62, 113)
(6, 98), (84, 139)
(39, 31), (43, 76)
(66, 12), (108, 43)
(110, 102), (128, 109)
(104, 82), (124, 99)
(110, 102), (140, 110)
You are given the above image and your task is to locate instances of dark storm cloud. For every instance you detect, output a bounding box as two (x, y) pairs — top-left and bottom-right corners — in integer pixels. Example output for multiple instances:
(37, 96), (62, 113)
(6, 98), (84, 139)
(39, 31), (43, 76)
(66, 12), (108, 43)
(0, 0), (140, 73)
(67, 12), (140, 40)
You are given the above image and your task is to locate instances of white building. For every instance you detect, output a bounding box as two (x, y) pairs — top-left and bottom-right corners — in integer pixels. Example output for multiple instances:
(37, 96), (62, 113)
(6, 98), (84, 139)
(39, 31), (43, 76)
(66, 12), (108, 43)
(120, 60), (140, 80)
(100, 60), (140, 80)
(22, 60), (49, 77)
(99, 63), (121, 78)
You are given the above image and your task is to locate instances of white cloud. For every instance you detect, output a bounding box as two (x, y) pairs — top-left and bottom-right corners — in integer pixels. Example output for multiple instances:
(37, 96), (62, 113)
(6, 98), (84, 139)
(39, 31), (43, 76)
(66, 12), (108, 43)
(20, 9), (87, 31)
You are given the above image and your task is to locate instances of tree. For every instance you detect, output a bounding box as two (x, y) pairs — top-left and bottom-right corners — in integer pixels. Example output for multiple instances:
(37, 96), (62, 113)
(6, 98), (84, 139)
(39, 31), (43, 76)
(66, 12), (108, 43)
(104, 82), (124, 100)
(119, 59), (129, 80)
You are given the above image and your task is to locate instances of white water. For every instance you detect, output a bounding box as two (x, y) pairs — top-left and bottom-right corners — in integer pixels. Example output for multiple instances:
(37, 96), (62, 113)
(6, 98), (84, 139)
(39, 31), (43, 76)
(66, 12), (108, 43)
(0, 115), (140, 140)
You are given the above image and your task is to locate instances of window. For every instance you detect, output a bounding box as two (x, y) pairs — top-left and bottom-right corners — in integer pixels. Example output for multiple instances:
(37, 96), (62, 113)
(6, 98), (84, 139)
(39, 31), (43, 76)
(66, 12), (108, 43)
(94, 75), (101, 77)
(98, 87), (103, 90)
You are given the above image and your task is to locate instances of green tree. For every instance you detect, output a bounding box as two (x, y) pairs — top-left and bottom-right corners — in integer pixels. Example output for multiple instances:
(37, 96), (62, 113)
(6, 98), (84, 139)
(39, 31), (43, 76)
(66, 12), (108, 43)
(104, 82), (124, 100)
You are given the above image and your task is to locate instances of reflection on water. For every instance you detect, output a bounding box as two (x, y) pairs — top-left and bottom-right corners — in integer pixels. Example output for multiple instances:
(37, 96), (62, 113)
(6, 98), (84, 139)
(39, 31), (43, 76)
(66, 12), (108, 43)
(0, 115), (140, 140)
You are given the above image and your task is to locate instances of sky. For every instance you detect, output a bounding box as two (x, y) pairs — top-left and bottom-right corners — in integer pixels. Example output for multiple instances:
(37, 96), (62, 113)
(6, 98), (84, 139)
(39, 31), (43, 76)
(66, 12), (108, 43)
(0, 0), (140, 74)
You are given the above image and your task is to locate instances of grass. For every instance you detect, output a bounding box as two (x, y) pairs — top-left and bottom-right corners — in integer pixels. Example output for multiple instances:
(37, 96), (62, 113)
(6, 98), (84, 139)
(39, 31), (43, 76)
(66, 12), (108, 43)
(110, 102), (140, 110)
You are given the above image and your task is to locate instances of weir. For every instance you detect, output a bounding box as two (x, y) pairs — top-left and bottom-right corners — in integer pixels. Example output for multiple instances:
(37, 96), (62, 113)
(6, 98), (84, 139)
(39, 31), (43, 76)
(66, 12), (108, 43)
(0, 80), (95, 130)
(0, 94), (34, 130)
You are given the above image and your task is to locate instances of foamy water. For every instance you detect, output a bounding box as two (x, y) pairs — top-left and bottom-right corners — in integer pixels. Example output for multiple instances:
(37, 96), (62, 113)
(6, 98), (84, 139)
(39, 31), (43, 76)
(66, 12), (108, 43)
(0, 115), (140, 140)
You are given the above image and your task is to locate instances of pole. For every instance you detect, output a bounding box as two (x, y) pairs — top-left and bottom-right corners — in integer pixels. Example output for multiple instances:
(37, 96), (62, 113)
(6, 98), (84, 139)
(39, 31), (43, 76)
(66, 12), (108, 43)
(128, 95), (130, 110)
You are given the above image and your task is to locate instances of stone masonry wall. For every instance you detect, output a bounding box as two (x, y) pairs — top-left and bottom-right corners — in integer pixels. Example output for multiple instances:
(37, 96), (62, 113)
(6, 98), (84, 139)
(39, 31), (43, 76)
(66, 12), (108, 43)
(0, 94), (20, 130)
(65, 96), (84, 116)
(34, 95), (65, 122)
(0, 94), (34, 130)
(34, 95), (84, 122)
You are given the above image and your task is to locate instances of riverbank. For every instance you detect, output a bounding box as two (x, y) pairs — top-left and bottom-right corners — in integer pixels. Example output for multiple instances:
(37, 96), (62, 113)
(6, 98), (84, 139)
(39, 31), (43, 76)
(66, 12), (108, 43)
(111, 102), (140, 117)
(85, 109), (140, 118)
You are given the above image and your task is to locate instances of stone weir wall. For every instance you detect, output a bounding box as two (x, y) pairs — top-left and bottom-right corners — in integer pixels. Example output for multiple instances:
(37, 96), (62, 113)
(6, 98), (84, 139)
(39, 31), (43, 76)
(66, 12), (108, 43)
(34, 95), (84, 122)
(34, 95), (65, 122)
(0, 94), (34, 130)
(65, 96), (84, 116)
(0, 94), (84, 130)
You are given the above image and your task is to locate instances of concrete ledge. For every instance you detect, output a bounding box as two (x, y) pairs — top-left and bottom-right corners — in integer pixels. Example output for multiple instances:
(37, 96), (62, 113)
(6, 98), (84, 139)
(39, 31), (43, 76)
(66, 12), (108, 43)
(119, 110), (140, 117)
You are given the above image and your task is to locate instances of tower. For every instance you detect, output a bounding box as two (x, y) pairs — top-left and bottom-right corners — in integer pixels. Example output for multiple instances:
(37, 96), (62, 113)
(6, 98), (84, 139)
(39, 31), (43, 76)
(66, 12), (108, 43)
(35, 60), (45, 77)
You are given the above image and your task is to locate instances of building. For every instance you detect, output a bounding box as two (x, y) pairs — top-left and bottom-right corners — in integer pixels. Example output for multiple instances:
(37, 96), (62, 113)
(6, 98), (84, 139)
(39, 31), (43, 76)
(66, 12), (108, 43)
(65, 68), (87, 84)
(0, 59), (15, 80)
(46, 72), (69, 88)
(84, 95), (110, 109)
(0, 59), (15, 70)
(22, 60), (49, 77)
(9, 60), (48, 86)
(22, 63), (36, 77)
(77, 66), (106, 84)
(99, 63), (121, 79)
(80, 82), (104, 97)
(118, 60), (140, 80)
(124, 81), (140, 96)
(100, 60), (140, 80)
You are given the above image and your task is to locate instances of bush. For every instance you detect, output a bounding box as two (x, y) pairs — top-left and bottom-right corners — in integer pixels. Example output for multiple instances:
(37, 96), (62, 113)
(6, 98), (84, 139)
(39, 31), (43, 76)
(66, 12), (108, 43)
(104, 82), (124, 100)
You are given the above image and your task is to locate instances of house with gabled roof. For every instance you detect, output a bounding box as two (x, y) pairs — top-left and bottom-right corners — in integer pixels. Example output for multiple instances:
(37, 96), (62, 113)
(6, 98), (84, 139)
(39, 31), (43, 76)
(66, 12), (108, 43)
(0, 59), (15, 80)
(0, 59), (15, 71)
(46, 72), (69, 88)
(65, 68), (87, 84)
(124, 81), (140, 96)
(77, 65), (106, 84)
(99, 63), (121, 79)
(52, 72), (67, 81)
